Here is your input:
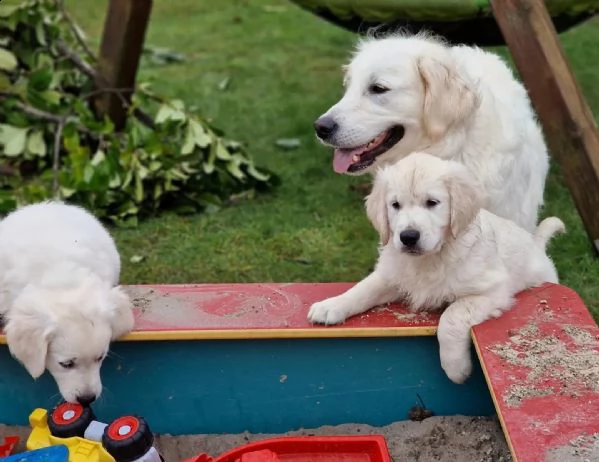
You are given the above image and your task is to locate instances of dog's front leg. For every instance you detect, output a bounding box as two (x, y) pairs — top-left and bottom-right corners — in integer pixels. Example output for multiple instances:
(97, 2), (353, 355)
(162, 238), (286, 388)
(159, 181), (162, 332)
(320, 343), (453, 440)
(308, 272), (398, 325)
(437, 292), (513, 384)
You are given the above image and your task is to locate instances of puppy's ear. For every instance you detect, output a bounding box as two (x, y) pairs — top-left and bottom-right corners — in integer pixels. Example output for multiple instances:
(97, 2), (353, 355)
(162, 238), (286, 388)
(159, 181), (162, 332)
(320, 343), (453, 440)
(5, 293), (55, 378)
(108, 286), (134, 340)
(417, 56), (477, 140)
(445, 162), (484, 238)
(365, 173), (391, 245)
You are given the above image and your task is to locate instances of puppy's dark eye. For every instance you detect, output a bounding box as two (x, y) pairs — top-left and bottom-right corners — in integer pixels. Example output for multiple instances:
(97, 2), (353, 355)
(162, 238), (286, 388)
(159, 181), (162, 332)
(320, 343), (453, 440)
(95, 356), (104, 363)
(391, 201), (401, 210)
(368, 83), (389, 95)
(426, 199), (440, 208)
(59, 360), (75, 369)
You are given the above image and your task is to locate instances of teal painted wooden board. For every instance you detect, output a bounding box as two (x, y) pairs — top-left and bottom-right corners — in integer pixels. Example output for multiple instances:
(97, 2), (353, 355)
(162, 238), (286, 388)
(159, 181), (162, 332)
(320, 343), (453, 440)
(0, 337), (493, 435)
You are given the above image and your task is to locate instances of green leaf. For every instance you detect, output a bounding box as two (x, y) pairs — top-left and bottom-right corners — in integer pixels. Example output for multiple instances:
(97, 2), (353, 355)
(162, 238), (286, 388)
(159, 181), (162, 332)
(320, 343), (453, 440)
(181, 123), (195, 155)
(83, 164), (94, 184)
(0, 47), (18, 71)
(188, 119), (211, 148)
(182, 119), (212, 154)
(247, 164), (270, 182)
(35, 21), (46, 46)
(226, 159), (245, 180)
(275, 138), (301, 150)
(0, 124), (28, 156)
(215, 142), (232, 160)
(0, 74), (12, 91)
(28, 67), (53, 92)
(134, 173), (144, 203)
(26, 130), (46, 157)
(0, 5), (19, 18)
(155, 101), (186, 124)
(41, 90), (61, 106)
(60, 187), (76, 198)
(217, 76), (231, 91)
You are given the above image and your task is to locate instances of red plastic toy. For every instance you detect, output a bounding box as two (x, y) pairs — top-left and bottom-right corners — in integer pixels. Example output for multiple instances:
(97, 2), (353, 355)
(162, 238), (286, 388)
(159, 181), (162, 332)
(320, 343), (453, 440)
(181, 435), (393, 462)
(0, 435), (20, 457)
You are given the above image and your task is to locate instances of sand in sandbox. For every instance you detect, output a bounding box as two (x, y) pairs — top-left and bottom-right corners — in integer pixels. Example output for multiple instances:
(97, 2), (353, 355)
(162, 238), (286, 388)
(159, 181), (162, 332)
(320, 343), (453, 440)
(0, 415), (512, 462)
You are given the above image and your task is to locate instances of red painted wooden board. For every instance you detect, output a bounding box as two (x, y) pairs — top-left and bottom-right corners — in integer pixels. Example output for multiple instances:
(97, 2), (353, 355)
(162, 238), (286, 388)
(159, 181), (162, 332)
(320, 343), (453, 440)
(2, 280), (599, 462)
(123, 283), (440, 339)
(472, 283), (599, 462)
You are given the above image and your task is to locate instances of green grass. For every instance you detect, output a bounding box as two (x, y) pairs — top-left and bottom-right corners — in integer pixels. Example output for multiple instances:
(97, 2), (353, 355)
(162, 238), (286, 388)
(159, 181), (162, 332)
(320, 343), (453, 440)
(66, 1), (599, 317)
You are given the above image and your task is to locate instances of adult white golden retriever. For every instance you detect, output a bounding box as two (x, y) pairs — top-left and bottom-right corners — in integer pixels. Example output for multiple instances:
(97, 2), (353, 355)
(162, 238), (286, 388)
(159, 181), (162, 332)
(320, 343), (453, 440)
(314, 32), (548, 232)
(0, 201), (134, 404)
(308, 153), (563, 384)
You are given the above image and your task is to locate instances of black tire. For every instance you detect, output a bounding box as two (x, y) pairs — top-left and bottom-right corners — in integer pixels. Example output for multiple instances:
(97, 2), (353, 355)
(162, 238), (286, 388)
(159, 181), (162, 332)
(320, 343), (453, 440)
(102, 415), (154, 462)
(300, 6), (596, 46)
(48, 401), (95, 438)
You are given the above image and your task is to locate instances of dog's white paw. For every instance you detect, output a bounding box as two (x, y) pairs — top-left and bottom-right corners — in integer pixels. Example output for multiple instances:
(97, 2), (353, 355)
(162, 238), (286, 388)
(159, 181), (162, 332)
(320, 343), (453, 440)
(308, 298), (349, 325)
(440, 352), (473, 384)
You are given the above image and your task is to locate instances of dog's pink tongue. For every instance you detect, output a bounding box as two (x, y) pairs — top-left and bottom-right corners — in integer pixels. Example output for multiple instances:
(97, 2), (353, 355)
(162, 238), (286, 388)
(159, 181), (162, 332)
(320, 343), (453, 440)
(333, 149), (358, 173)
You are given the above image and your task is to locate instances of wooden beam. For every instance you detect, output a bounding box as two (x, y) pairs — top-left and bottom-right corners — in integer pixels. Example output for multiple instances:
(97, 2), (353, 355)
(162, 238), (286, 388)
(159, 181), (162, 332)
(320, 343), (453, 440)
(491, 0), (599, 254)
(94, 0), (153, 131)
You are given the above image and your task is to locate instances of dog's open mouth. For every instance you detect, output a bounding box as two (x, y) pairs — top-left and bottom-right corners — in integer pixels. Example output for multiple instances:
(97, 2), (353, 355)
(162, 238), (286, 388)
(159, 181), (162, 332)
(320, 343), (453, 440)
(333, 125), (405, 173)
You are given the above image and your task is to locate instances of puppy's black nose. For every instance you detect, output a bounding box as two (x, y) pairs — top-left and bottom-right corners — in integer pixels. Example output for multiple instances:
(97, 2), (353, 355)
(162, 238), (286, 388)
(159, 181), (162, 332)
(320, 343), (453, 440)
(400, 229), (420, 247)
(76, 394), (96, 406)
(314, 116), (338, 140)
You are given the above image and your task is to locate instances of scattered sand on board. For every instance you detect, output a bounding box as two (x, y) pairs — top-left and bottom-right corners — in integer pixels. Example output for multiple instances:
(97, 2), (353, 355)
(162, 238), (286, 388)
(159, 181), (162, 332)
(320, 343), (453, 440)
(370, 304), (437, 324)
(0, 416), (511, 462)
(546, 433), (599, 462)
(488, 320), (599, 407)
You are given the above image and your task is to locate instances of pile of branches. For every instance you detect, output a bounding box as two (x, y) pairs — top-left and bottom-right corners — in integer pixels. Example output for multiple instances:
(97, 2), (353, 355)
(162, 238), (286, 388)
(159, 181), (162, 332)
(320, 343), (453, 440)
(0, 0), (276, 225)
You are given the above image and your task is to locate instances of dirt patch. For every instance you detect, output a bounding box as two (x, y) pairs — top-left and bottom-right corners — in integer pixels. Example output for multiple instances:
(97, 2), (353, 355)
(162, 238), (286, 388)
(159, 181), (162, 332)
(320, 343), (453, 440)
(370, 304), (438, 324)
(546, 433), (599, 462)
(0, 416), (511, 462)
(488, 322), (599, 407)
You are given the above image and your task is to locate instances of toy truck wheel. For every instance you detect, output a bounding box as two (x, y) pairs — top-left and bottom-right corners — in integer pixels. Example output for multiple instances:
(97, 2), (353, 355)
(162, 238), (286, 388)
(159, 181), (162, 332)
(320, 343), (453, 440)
(48, 401), (95, 438)
(102, 415), (154, 462)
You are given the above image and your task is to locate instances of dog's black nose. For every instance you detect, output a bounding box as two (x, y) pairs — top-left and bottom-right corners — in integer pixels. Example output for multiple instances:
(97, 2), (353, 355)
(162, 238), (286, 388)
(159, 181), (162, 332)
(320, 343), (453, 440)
(76, 394), (96, 406)
(314, 116), (338, 140)
(400, 229), (420, 247)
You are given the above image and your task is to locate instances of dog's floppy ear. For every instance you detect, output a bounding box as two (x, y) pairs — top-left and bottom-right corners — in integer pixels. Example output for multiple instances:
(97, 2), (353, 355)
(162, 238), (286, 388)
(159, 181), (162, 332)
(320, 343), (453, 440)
(5, 292), (56, 378)
(108, 286), (134, 340)
(417, 56), (477, 140)
(365, 172), (391, 245)
(445, 162), (484, 238)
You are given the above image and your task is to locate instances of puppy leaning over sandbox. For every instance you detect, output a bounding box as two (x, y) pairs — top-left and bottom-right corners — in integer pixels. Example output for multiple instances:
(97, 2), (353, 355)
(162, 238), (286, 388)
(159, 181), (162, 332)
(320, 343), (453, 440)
(0, 201), (134, 404)
(308, 152), (564, 384)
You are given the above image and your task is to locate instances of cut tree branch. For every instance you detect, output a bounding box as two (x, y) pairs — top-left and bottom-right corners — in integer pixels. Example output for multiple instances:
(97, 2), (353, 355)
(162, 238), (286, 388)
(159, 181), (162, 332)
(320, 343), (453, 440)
(55, 40), (95, 79)
(55, 0), (97, 63)
(0, 93), (92, 134)
(53, 119), (65, 197)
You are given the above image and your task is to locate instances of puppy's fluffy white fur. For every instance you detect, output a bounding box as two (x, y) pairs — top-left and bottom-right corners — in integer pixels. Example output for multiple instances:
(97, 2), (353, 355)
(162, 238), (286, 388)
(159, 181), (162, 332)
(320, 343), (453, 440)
(308, 153), (563, 384)
(0, 201), (134, 403)
(317, 33), (548, 232)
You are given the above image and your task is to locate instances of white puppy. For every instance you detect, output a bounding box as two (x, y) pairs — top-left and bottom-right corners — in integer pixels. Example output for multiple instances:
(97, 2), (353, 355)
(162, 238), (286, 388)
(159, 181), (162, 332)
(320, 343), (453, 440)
(314, 32), (549, 232)
(0, 201), (134, 404)
(308, 153), (563, 384)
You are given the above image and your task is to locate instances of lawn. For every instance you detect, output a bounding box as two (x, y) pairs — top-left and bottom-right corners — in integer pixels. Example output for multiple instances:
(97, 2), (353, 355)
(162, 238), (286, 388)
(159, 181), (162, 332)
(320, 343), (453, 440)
(66, 0), (599, 318)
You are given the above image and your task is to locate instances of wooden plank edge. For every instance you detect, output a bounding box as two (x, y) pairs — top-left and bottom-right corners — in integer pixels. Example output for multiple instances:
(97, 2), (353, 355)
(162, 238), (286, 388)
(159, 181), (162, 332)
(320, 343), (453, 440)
(472, 330), (519, 462)
(0, 326), (437, 344)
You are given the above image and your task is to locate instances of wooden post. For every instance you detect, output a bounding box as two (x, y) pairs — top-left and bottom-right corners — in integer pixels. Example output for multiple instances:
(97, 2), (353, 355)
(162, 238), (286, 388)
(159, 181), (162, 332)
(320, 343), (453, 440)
(491, 0), (599, 254)
(94, 0), (153, 131)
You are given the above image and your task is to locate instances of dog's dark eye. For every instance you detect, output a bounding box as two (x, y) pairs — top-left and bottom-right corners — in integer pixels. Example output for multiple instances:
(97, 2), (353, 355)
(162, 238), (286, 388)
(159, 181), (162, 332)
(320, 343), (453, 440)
(95, 356), (104, 363)
(368, 83), (389, 95)
(391, 201), (401, 210)
(426, 199), (440, 208)
(59, 360), (76, 369)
